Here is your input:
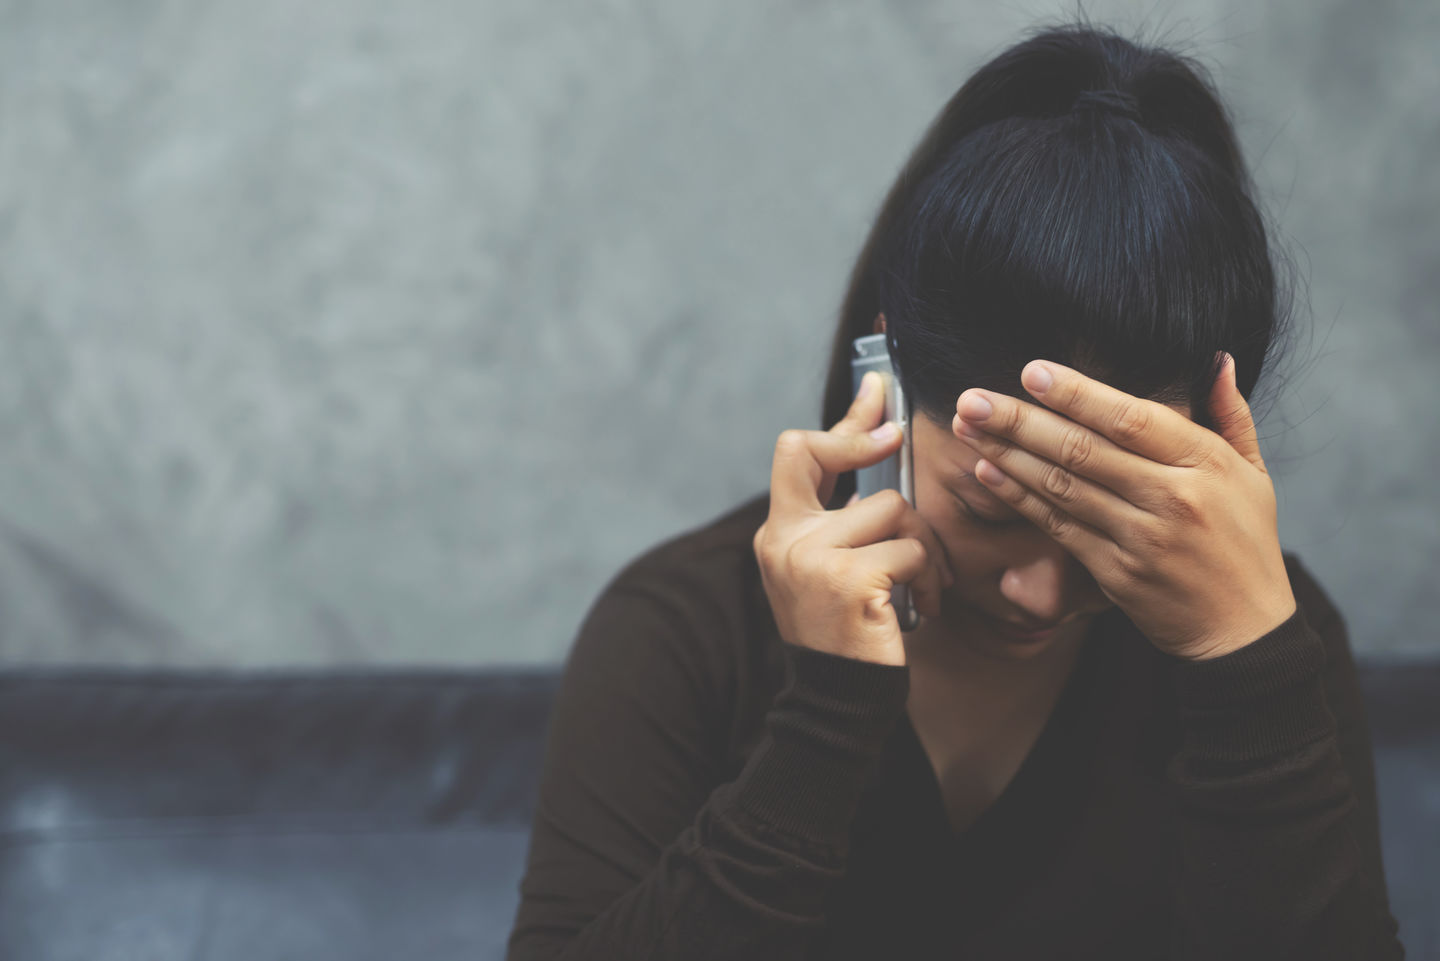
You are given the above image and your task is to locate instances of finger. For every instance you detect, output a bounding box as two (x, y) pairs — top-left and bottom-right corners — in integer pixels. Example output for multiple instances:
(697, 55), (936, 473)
(1014, 360), (1214, 468)
(954, 394), (1166, 511)
(892, 504), (951, 615)
(826, 488), (908, 547)
(805, 371), (897, 509)
(769, 423), (902, 515)
(836, 370), (890, 434)
(847, 537), (930, 602)
(970, 456), (1118, 574)
(953, 410), (1154, 530)
(1207, 352), (1266, 471)
(825, 490), (953, 604)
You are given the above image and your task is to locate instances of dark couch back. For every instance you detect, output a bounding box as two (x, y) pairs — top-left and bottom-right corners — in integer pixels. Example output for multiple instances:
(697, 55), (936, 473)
(0, 664), (1434, 960)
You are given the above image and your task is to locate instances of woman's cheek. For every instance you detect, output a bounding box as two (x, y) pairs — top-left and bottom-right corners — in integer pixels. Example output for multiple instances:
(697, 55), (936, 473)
(917, 499), (1002, 585)
(933, 526), (991, 587)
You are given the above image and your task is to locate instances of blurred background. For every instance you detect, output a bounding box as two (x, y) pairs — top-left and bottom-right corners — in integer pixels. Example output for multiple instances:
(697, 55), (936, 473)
(1, 0), (1436, 669)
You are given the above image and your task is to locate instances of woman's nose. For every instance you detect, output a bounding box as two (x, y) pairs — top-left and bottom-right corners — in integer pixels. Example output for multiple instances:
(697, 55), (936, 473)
(998, 546), (1100, 625)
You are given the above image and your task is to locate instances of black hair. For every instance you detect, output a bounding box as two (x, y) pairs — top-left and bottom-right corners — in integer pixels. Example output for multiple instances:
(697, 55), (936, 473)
(820, 21), (1297, 508)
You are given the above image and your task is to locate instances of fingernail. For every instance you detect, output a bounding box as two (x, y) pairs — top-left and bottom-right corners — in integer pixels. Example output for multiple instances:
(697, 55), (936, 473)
(1023, 362), (1053, 393)
(858, 371), (876, 399)
(869, 422), (899, 441)
(959, 392), (992, 420)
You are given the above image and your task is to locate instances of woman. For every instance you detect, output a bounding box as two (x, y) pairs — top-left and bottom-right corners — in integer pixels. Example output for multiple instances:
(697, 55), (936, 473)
(507, 22), (1404, 960)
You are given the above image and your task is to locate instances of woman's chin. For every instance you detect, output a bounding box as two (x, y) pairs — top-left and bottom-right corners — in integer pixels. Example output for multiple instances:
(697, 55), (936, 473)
(930, 600), (1086, 662)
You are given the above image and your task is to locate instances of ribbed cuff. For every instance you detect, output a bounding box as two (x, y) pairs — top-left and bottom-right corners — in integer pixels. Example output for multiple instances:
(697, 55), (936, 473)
(1170, 605), (1337, 770)
(727, 642), (911, 846)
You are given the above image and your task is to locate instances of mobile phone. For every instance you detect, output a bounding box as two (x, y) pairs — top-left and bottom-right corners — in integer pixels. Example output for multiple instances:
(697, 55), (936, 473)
(850, 333), (921, 632)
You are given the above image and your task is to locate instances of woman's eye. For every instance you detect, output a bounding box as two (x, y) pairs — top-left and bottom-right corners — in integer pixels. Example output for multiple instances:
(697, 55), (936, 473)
(954, 497), (1023, 530)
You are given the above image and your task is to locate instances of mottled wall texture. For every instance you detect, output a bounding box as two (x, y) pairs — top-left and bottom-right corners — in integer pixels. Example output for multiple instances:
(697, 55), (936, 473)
(1, 0), (1435, 667)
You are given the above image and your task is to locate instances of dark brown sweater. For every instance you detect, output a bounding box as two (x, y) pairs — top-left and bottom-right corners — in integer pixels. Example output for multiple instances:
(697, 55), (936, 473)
(506, 493), (1404, 960)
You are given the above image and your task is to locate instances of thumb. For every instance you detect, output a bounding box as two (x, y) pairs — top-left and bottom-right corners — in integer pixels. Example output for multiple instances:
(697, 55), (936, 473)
(1208, 352), (1265, 471)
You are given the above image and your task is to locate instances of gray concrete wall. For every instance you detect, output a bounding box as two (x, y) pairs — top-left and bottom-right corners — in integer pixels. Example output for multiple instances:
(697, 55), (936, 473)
(0, 0), (1434, 667)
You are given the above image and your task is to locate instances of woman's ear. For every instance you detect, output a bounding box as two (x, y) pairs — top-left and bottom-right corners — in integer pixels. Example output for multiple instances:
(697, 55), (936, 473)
(873, 312), (887, 335)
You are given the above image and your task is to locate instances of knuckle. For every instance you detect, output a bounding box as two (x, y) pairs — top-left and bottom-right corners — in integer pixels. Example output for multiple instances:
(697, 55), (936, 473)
(897, 537), (927, 573)
(1123, 519), (1165, 558)
(753, 524), (781, 569)
(1059, 426), (1096, 472)
(875, 488), (908, 515)
(774, 429), (807, 456)
(1161, 481), (1203, 522)
(1040, 462), (1079, 503)
(1193, 445), (1226, 477)
(1055, 377), (1085, 409)
(1110, 401), (1153, 443)
(1112, 546), (1147, 583)
(1000, 402), (1026, 435)
(786, 539), (820, 580)
(1039, 502), (1073, 540)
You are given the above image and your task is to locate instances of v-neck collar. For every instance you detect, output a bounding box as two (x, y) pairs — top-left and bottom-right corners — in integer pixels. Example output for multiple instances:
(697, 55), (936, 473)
(852, 616), (1113, 918)
(915, 622), (1104, 844)
(820, 609), (1164, 958)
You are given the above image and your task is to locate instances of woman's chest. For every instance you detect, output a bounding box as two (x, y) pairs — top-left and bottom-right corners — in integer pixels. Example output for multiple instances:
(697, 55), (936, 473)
(903, 675), (1068, 836)
(909, 707), (1051, 836)
(820, 697), (1177, 960)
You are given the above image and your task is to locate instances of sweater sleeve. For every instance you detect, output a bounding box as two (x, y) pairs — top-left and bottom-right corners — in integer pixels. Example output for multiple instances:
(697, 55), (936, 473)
(1165, 581), (1405, 959)
(505, 583), (911, 961)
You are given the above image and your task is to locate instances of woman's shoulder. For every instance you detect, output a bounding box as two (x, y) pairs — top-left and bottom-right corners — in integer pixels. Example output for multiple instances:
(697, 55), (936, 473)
(611, 493), (769, 587)
(1279, 551), (1370, 714)
(571, 493), (784, 713)
(601, 492), (771, 617)
(1280, 551), (1345, 637)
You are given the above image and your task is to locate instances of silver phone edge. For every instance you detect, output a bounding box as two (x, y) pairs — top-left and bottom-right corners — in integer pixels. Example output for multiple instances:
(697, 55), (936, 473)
(850, 336), (921, 632)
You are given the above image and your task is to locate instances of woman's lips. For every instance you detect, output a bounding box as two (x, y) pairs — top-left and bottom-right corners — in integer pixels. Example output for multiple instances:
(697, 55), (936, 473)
(999, 623), (1057, 641)
(979, 609), (1062, 641)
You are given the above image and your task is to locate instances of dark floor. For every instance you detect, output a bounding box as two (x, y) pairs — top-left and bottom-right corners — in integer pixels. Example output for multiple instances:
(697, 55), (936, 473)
(0, 663), (1434, 960)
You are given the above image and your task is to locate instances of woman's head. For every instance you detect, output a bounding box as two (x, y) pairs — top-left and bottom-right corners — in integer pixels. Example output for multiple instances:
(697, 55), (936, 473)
(822, 21), (1293, 506)
(819, 22), (1296, 661)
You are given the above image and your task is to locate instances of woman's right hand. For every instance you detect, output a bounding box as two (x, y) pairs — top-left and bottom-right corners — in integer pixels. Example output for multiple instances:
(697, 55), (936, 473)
(752, 371), (954, 667)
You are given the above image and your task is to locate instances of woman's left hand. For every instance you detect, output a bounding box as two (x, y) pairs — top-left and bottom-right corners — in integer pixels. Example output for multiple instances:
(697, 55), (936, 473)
(952, 354), (1297, 662)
